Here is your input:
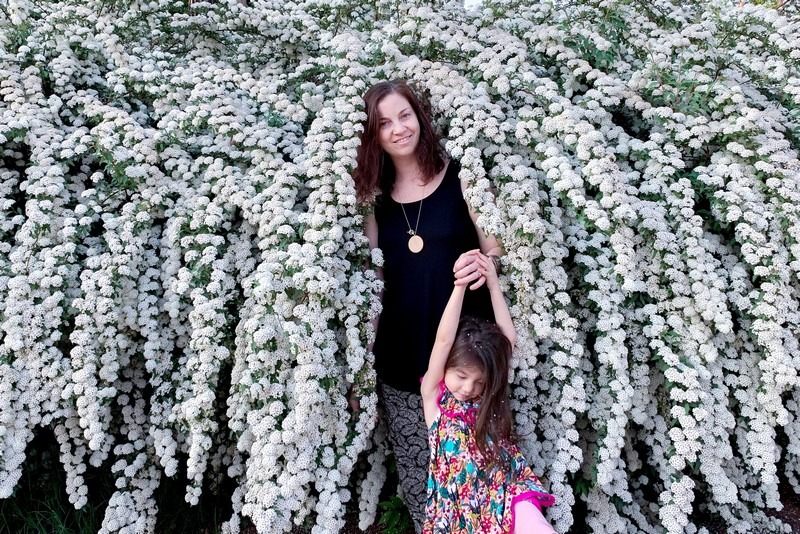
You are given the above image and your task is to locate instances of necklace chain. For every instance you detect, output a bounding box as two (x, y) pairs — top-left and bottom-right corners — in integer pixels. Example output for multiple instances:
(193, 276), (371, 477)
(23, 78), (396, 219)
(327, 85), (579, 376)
(399, 196), (423, 237)
(398, 183), (425, 253)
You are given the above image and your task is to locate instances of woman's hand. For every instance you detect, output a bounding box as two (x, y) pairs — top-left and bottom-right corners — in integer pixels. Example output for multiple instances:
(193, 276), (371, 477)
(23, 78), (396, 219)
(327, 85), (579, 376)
(453, 249), (487, 289)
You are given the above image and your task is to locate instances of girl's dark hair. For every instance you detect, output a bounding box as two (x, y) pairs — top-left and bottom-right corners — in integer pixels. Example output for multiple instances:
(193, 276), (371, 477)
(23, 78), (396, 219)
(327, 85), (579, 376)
(447, 316), (513, 467)
(353, 80), (444, 203)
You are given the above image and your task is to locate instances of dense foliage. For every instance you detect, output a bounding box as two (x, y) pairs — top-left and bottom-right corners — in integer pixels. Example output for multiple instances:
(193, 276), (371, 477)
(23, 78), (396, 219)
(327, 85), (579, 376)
(1, 0), (799, 532)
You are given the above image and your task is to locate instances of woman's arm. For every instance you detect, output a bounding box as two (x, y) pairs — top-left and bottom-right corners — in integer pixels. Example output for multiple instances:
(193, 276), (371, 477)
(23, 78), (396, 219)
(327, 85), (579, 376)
(454, 178), (503, 289)
(468, 210), (503, 258)
(421, 284), (466, 427)
(349, 213), (382, 413)
(364, 211), (383, 351)
(365, 212), (379, 260)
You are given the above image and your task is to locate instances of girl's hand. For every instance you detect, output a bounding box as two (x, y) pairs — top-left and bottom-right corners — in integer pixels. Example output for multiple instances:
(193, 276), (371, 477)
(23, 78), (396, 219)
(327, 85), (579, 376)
(476, 253), (501, 290)
(453, 249), (486, 289)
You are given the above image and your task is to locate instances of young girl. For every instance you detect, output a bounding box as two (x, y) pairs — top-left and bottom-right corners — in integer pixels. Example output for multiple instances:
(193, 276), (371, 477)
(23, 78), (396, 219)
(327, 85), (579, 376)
(420, 251), (557, 534)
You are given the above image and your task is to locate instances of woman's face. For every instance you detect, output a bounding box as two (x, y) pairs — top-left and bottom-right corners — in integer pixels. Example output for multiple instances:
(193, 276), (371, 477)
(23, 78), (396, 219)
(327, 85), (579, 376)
(376, 93), (420, 162)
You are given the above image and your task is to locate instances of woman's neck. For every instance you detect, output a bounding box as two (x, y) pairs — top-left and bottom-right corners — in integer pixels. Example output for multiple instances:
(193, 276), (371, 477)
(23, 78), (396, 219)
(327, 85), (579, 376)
(392, 156), (425, 187)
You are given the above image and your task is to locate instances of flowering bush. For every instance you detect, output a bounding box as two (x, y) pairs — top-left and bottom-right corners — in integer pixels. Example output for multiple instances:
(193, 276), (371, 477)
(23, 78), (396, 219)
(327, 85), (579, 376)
(1, 0), (799, 532)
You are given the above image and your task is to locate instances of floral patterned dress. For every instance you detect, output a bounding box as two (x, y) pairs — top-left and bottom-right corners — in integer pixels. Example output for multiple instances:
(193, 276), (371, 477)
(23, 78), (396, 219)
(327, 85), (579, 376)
(423, 383), (555, 534)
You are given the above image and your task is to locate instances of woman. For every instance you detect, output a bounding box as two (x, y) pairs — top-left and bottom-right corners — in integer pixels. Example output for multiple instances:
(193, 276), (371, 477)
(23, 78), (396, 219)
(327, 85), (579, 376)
(354, 80), (503, 531)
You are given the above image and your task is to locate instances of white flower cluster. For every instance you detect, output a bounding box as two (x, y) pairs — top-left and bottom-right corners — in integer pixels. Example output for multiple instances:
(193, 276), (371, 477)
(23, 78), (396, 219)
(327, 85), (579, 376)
(1, 0), (799, 533)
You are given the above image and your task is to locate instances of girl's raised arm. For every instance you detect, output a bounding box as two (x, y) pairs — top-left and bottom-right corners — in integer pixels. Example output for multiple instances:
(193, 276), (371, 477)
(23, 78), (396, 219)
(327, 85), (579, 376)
(478, 254), (516, 347)
(421, 284), (466, 426)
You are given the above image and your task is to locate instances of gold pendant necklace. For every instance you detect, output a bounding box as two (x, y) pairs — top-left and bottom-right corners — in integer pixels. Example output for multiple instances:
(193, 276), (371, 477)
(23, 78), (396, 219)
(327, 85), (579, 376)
(399, 187), (424, 254)
(408, 233), (423, 253)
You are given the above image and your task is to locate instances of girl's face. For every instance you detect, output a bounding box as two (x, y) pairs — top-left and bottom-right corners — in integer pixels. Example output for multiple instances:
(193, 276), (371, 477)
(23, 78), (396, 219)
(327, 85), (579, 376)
(444, 365), (485, 402)
(376, 93), (420, 162)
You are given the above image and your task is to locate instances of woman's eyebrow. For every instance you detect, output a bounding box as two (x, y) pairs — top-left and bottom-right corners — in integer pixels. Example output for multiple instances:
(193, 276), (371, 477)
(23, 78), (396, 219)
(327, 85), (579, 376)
(380, 107), (411, 119)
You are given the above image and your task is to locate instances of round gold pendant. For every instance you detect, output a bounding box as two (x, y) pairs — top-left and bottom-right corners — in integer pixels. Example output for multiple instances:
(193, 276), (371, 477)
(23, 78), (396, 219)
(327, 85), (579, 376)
(408, 234), (424, 253)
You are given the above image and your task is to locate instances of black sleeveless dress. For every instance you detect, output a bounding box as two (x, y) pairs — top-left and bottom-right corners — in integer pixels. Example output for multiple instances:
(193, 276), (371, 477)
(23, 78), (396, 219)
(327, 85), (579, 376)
(374, 161), (494, 393)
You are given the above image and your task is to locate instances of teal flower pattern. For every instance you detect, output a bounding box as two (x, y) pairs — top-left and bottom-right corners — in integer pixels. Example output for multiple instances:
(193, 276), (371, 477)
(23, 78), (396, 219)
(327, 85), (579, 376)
(423, 384), (555, 533)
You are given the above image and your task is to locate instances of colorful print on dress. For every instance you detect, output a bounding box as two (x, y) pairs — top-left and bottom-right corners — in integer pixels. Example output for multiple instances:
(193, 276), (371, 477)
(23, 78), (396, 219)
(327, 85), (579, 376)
(423, 383), (555, 534)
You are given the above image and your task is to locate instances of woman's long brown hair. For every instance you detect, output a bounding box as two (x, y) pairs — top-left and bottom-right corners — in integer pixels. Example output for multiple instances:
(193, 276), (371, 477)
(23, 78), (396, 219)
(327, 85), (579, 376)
(354, 80), (444, 203)
(446, 316), (514, 468)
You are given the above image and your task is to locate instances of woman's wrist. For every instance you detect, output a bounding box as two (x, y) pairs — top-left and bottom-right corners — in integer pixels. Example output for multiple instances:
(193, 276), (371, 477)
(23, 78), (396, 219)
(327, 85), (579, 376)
(488, 254), (502, 276)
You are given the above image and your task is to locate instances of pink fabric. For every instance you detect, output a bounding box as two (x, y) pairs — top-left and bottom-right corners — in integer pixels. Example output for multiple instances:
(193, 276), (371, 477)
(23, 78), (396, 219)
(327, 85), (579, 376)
(513, 490), (546, 513)
(437, 380), (478, 424)
(511, 498), (558, 533)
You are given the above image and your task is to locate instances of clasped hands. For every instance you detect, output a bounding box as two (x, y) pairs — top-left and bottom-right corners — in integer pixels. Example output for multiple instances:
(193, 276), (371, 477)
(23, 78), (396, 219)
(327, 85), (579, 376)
(453, 249), (499, 289)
